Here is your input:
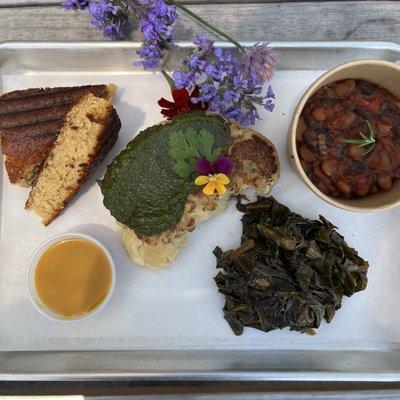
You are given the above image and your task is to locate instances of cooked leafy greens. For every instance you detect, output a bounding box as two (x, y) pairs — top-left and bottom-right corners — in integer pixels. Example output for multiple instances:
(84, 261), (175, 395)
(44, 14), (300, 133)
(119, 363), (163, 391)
(99, 111), (230, 236)
(169, 127), (221, 179)
(214, 197), (369, 336)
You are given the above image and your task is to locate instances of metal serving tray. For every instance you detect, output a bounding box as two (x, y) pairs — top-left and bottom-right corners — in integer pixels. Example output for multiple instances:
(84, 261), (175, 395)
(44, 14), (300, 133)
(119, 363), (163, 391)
(1, 41), (400, 383)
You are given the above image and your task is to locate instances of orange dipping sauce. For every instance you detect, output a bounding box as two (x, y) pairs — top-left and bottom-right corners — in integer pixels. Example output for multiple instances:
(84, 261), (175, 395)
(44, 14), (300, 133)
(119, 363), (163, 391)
(34, 238), (112, 318)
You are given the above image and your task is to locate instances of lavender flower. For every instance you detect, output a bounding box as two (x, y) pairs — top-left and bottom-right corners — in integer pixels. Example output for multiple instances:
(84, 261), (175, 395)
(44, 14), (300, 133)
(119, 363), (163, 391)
(62, 0), (88, 9)
(87, 0), (130, 40)
(193, 34), (214, 57)
(265, 85), (275, 99)
(223, 90), (240, 103)
(185, 55), (206, 71)
(242, 43), (277, 84)
(133, 0), (178, 69)
(172, 71), (196, 89)
(173, 35), (276, 126)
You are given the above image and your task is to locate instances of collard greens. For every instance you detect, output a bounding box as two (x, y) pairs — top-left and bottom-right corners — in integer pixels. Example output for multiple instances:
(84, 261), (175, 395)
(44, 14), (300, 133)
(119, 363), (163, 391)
(214, 197), (369, 335)
(99, 111), (230, 236)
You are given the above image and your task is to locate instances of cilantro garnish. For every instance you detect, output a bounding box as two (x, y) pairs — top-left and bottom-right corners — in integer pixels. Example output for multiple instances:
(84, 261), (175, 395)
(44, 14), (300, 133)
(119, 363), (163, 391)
(169, 127), (221, 179)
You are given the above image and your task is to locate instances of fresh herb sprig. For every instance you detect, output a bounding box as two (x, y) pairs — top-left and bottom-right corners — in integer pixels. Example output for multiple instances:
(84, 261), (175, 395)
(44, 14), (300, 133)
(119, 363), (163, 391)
(169, 127), (221, 179)
(343, 120), (376, 155)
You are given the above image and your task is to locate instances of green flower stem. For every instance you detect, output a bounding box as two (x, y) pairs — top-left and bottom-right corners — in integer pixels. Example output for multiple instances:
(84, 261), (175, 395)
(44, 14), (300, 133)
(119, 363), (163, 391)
(166, 0), (245, 51)
(162, 70), (175, 91)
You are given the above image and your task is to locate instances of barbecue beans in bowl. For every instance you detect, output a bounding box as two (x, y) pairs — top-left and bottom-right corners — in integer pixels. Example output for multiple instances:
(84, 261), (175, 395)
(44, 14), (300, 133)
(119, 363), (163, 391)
(289, 59), (400, 212)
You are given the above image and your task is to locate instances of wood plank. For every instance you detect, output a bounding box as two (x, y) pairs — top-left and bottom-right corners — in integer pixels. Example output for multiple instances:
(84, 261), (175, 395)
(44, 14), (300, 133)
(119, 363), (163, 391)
(0, 0), (295, 7)
(0, 2), (398, 42)
(0, 0), (393, 8)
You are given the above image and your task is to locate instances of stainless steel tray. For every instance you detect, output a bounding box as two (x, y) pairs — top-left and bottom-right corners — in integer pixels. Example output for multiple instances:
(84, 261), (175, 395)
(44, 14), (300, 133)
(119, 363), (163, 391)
(1, 41), (400, 383)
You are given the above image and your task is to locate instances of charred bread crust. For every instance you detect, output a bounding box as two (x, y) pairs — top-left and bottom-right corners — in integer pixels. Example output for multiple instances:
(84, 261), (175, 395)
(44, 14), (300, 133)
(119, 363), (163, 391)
(0, 84), (115, 186)
(25, 103), (121, 225)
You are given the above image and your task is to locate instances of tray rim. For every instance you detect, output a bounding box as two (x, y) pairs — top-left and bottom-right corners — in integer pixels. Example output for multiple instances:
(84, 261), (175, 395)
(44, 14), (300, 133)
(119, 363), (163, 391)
(1, 39), (400, 51)
(1, 39), (400, 383)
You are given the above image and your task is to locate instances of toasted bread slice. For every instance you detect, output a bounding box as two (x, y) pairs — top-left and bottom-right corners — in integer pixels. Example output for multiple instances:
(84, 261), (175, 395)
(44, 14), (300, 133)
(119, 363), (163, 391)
(0, 84), (116, 186)
(123, 123), (280, 268)
(25, 93), (121, 225)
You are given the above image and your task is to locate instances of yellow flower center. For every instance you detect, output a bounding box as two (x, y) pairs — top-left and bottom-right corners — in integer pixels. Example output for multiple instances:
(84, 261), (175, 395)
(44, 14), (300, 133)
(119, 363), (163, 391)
(194, 173), (230, 196)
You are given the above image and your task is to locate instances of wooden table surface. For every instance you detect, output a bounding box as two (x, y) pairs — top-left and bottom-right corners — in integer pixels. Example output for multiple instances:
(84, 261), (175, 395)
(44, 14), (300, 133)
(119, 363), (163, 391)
(0, 0), (399, 43)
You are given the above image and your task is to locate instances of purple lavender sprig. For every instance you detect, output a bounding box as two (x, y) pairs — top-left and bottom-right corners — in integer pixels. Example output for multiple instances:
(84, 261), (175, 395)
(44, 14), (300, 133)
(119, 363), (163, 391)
(62, 0), (89, 9)
(172, 35), (277, 126)
(88, 0), (130, 39)
(63, 0), (177, 65)
(133, 0), (178, 70)
(63, 0), (130, 39)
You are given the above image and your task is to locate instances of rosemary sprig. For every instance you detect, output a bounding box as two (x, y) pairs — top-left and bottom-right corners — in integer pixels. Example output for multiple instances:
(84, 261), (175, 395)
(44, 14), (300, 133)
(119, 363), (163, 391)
(342, 120), (376, 155)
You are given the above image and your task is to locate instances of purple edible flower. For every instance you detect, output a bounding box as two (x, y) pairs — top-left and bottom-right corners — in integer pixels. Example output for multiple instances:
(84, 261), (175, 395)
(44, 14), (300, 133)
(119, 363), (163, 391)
(242, 42), (277, 84)
(194, 34), (214, 57)
(213, 156), (234, 175)
(265, 85), (275, 99)
(87, 0), (129, 40)
(196, 156), (233, 176)
(233, 76), (249, 90)
(185, 55), (206, 71)
(204, 64), (224, 81)
(264, 99), (275, 112)
(223, 89), (240, 103)
(172, 70), (197, 89)
(62, 0), (89, 9)
(133, 0), (178, 69)
(172, 35), (277, 126)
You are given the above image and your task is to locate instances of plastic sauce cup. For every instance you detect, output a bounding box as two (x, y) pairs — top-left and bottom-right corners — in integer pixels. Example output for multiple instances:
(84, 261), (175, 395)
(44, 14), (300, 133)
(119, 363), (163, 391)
(26, 232), (116, 322)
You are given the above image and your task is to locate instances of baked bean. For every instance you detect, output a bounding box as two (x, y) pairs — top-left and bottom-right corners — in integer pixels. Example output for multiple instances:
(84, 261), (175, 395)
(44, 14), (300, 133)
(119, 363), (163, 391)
(299, 144), (316, 163)
(324, 88), (336, 99)
(378, 175), (392, 190)
(321, 158), (340, 177)
(313, 167), (331, 184)
(333, 111), (355, 130)
(343, 79), (356, 94)
(336, 179), (352, 194)
(347, 144), (364, 161)
(312, 107), (326, 122)
(335, 84), (349, 97)
(381, 116), (393, 125)
(353, 175), (370, 197)
(379, 153), (391, 170)
(296, 116), (307, 141)
(376, 121), (392, 137)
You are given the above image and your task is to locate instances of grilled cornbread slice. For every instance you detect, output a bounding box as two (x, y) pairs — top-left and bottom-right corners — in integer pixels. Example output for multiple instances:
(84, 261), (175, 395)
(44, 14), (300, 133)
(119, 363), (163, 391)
(123, 123), (280, 268)
(26, 93), (121, 225)
(0, 84), (116, 186)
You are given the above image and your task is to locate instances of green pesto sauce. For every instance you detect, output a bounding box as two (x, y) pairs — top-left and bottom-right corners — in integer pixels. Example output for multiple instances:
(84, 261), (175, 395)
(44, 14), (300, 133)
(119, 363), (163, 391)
(99, 111), (230, 236)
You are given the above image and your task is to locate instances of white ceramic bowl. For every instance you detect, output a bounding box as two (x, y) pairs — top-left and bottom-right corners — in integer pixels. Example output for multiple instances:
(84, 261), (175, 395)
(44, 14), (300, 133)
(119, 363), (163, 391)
(289, 59), (400, 212)
(26, 232), (116, 322)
